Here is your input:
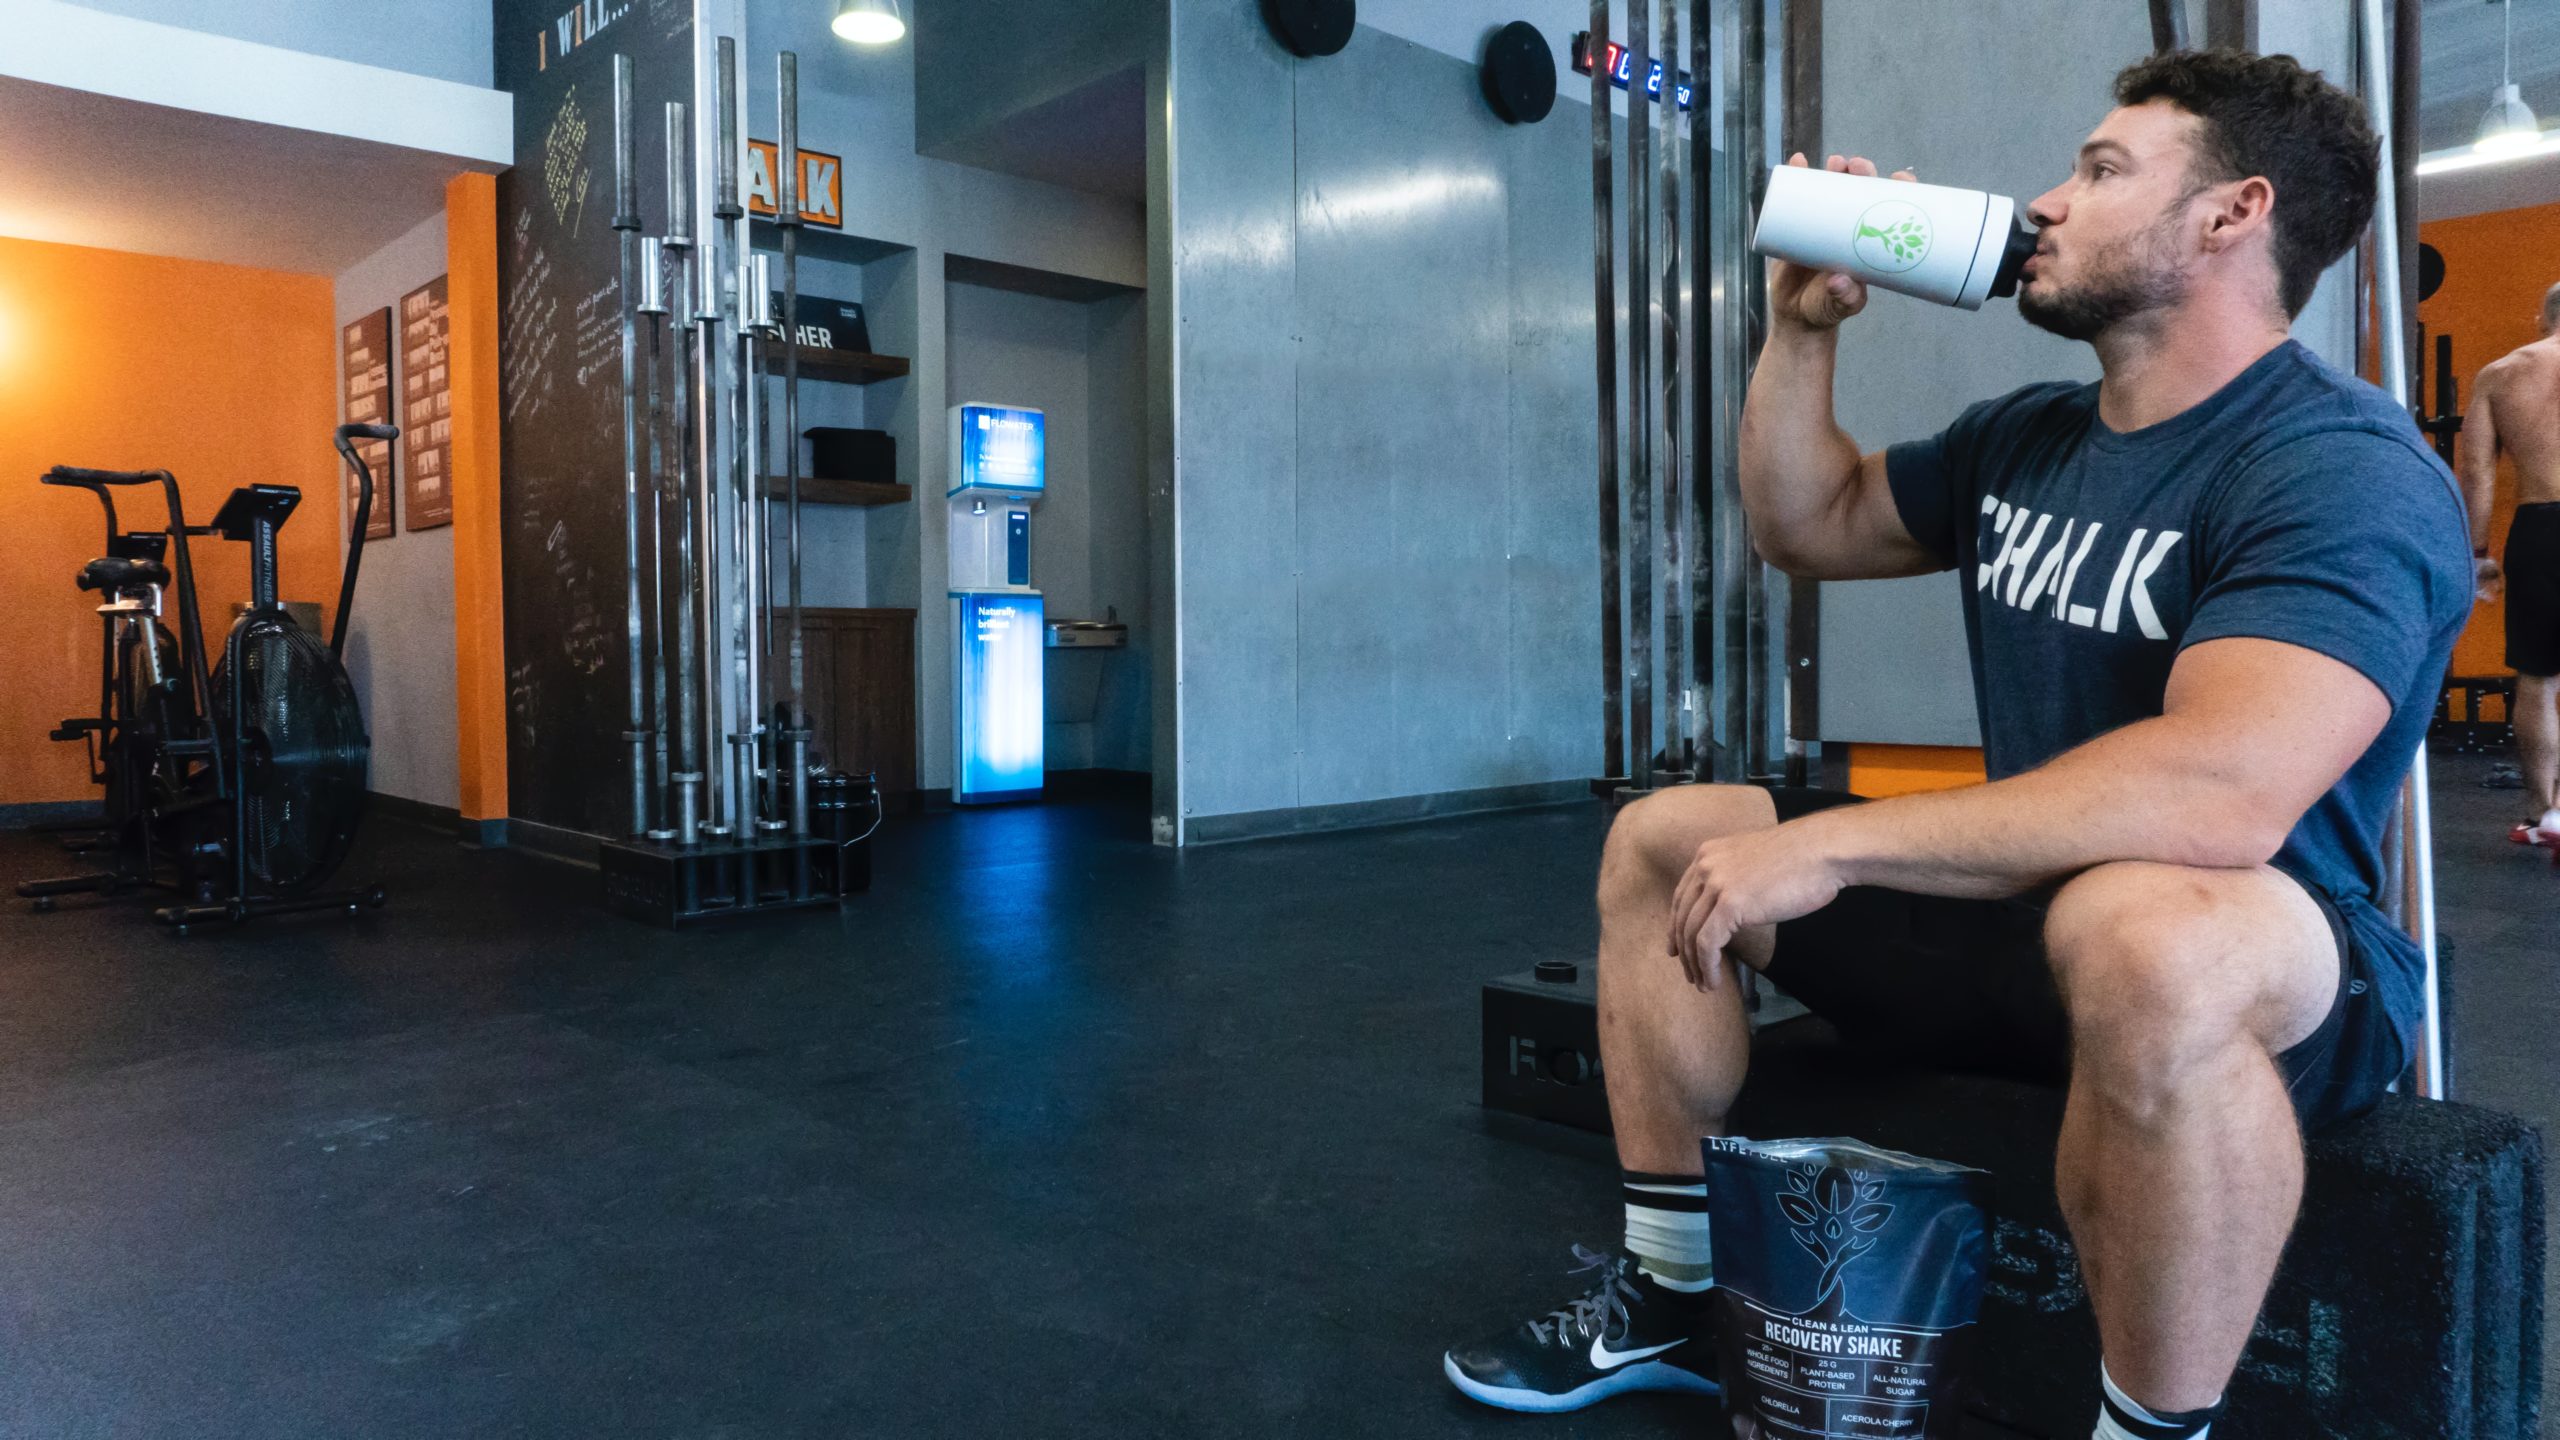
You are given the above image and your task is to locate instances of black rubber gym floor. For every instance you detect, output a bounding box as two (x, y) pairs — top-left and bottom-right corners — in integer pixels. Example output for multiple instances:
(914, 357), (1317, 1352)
(0, 760), (2546, 1437)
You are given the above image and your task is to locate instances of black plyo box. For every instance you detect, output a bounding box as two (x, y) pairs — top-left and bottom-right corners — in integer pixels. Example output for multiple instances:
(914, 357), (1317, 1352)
(1481, 979), (2546, 1440)
(1731, 1019), (2542, 1438)
(1481, 966), (1610, 1133)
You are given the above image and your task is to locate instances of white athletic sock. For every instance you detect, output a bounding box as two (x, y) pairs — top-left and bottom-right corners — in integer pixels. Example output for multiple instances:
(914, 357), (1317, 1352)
(1621, 1171), (1713, 1291)
(2093, 1361), (2219, 1440)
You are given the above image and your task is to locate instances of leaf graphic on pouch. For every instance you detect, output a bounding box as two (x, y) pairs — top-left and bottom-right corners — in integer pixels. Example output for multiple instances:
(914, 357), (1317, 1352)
(1775, 1163), (1902, 1306)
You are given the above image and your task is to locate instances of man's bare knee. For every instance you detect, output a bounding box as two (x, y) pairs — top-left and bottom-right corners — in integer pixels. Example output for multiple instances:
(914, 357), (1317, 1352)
(2046, 863), (2303, 1123)
(1597, 785), (1780, 913)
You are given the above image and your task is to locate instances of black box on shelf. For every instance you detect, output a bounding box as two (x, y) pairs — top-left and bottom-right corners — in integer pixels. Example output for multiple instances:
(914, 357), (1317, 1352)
(772, 294), (870, 353)
(806, 427), (896, 484)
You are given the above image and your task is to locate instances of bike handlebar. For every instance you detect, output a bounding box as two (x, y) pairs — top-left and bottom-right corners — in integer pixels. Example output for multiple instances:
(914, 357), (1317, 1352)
(330, 423), (396, 660)
(43, 466), (169, 488)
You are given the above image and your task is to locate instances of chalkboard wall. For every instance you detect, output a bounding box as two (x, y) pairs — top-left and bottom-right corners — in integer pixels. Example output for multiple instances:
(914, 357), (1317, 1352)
(492, 0), (694, 835)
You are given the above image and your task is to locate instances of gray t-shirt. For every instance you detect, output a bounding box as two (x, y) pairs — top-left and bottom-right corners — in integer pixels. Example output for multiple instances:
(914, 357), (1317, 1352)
(1884, 339), (2472, 1051)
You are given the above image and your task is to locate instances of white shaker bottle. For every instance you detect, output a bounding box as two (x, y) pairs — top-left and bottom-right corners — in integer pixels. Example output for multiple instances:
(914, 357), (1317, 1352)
(1751, 165), (2038, 311)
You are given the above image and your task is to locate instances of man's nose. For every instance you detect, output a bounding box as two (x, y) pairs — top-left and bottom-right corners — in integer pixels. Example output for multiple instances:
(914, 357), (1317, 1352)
(2027, 185), (2068, 229)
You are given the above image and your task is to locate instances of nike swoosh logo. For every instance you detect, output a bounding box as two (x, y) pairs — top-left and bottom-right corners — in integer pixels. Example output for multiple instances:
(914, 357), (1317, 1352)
(1589, 1333), (1685, 1370)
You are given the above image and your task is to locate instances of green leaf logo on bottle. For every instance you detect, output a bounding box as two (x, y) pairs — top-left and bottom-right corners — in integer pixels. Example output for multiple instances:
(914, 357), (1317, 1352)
(1851, 200), (1931, 274)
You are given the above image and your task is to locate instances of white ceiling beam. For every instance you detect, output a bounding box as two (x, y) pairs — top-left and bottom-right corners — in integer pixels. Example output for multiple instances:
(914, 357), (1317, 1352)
(2, 0), (510, 166)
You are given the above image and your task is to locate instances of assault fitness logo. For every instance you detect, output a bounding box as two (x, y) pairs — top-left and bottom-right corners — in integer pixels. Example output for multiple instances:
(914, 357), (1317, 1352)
(537, 0), (632, 70)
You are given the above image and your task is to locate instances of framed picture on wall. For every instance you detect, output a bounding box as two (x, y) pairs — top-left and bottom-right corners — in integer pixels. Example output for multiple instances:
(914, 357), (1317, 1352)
(400, 276), (455, 531)
(341, 307), (395, 540)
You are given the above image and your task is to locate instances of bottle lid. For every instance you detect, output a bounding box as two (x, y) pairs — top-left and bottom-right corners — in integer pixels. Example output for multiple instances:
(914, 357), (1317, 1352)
(1990, 217), (2038, 300)
(1534, 960), (1580, 984)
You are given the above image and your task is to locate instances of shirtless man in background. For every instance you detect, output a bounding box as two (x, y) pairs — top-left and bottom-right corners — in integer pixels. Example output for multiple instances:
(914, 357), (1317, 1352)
(2464, 281), (2560, 847)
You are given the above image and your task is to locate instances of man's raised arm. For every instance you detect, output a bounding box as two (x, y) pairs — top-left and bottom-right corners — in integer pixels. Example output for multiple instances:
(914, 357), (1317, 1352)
(1738, 154), (1950, 582)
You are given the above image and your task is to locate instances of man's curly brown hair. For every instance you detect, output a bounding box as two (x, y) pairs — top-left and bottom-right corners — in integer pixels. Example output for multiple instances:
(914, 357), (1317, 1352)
(2114, 49), (2381, 317)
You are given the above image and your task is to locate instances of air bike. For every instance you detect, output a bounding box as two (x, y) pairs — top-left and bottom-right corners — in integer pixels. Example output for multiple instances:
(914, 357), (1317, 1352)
(19, 424), (396, 934)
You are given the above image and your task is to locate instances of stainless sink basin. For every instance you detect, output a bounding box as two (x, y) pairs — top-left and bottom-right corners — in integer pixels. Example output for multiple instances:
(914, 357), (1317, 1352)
(1045, 620), (1128, 649)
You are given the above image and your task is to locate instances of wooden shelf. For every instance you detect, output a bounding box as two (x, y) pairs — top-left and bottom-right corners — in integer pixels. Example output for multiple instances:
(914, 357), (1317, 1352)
(753, 339), (910, 385)
(761, 475), (913, 507)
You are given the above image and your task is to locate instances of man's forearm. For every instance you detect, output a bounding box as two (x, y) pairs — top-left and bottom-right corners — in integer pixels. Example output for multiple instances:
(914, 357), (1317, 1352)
(2459, 397), (2497, 547)
(2463, 469), (2495, 549)
(1785, 717), (2289, 901)
(1738, 326), (1862, 563)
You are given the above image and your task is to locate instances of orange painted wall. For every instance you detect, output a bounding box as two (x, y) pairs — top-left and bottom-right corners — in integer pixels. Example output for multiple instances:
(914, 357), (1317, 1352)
(0, 237), (339, 806)
(445, 172), (507, 823)
(2420, 200), (2560, 681)
(1841, 742), (1987, 798)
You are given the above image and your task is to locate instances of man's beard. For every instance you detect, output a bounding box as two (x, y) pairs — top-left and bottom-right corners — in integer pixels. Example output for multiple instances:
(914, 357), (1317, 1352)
(2016, 215), (2193, 341)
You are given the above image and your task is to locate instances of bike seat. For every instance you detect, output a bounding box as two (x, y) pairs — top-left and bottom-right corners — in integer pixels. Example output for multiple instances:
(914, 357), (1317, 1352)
(77, 556), (170, 592)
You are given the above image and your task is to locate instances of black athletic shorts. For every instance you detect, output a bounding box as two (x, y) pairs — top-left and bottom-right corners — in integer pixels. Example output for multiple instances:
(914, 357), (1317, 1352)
(1759, 787), (2404, 1135)
(2506, 502), (2560, 677)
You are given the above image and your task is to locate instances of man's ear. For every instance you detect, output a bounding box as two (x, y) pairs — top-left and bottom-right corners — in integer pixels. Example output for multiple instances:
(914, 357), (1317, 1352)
(2198, 175), (2276, 254)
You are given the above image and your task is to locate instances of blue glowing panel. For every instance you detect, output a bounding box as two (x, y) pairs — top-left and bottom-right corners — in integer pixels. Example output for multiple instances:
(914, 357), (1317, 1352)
(958, 404), (1045, 494)
(955, 591), (1044, 802)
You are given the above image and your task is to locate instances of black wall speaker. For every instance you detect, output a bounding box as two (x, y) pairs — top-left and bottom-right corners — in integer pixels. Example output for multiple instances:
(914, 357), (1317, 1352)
(1265, 0), (1353, 58)
(1481, 21), (1556, 124)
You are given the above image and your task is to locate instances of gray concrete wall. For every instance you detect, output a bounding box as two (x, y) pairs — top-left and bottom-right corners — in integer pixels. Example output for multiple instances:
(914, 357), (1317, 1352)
(1086, 291), (1152, 773)
(1351, 0), (1639, 111)
(2253, 0), (2362, 372)
(1812, 0), (2363, 749)
(334, 211), (459, 810)
(912, 0), (1150, 163)
(64, 0), (491, 86)
(1161, 3), (1607, 835)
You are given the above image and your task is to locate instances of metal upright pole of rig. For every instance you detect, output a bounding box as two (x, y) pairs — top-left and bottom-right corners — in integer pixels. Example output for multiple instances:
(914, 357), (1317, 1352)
(613, 56), (650, 839)
(713, 36), (759, 864)
(2357, 0), (2444, 1100)
(663, 99), (704, 854)
(694, 61), (733, 851)
(639, 225), (675, 844)
(778, 50), (815, 891)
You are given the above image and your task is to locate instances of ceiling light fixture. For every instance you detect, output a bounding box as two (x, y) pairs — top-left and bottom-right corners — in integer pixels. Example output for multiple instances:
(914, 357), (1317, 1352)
(2475, 0), (2542, 155)
(2418, 129), (2560, 176)
(832, 0), (906, 45)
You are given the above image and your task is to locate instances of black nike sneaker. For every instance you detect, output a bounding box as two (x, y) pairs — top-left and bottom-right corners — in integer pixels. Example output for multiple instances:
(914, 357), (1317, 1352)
(1442, 1245), (1720, 1413)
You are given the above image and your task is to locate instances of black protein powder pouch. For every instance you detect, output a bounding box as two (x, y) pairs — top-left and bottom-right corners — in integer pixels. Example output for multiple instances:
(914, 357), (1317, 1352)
(1705, 1136), (1994, 1439)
